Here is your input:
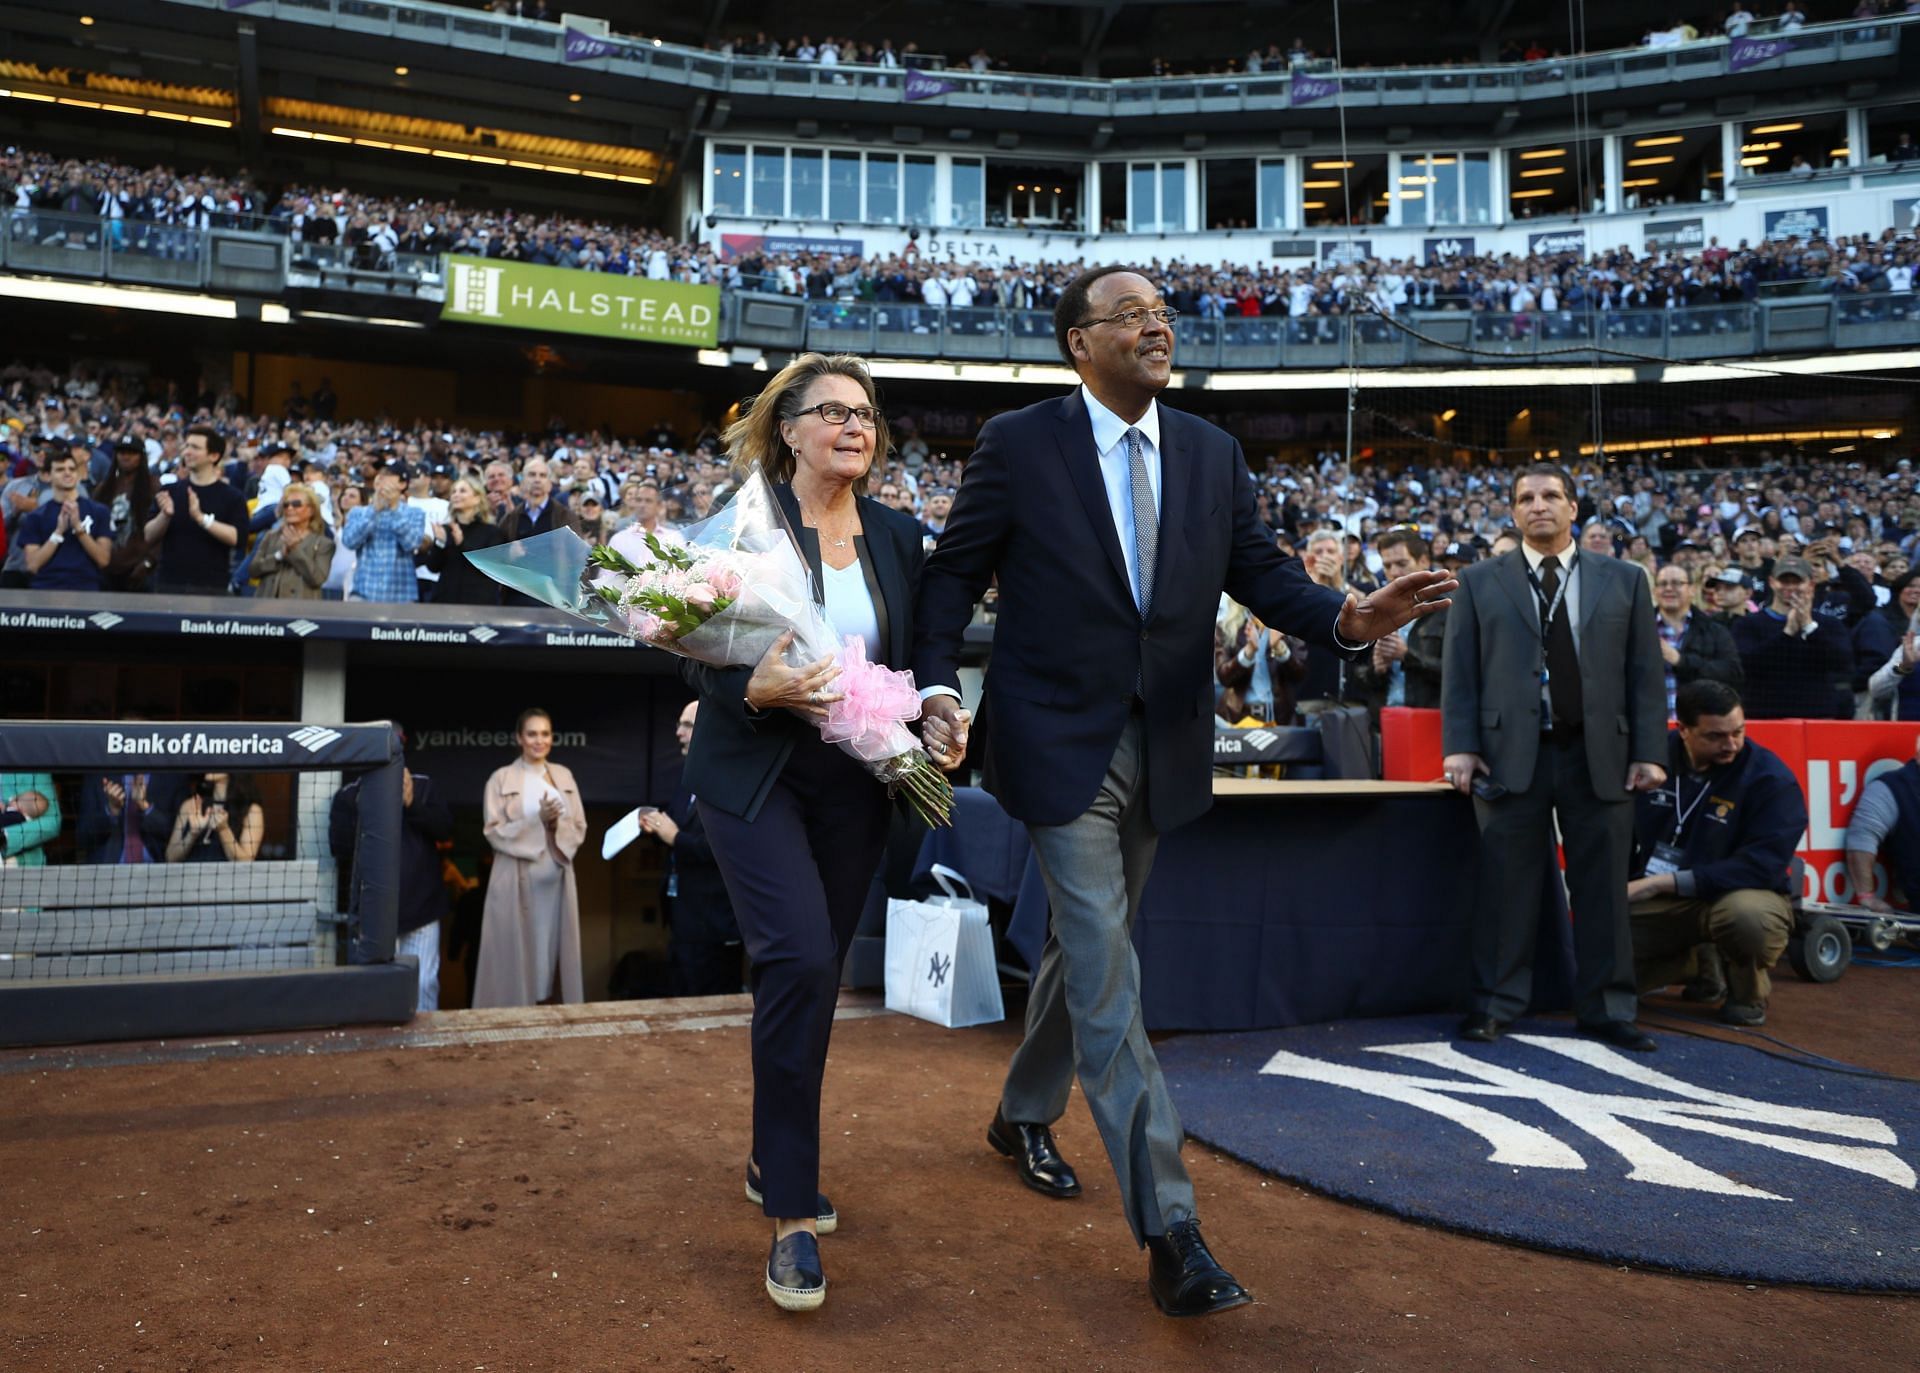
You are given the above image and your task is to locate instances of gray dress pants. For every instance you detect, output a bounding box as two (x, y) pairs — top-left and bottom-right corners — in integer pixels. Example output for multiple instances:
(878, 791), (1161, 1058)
(998, 715), (1197, 1244)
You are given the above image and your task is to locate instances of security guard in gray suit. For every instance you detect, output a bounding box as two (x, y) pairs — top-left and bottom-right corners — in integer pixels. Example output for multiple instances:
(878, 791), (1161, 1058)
(1441, 464), (1670, 1052)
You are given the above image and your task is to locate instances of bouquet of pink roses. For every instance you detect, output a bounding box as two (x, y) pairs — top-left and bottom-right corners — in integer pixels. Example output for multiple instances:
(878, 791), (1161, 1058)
(465, 471), (953, 826)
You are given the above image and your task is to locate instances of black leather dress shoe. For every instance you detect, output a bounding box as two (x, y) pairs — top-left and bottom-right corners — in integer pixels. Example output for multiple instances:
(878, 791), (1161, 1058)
(1458, 1013), (1507, 1043)
(1581, 1019), (1657, 1053)
(987, 1106), (1081, 1199)
(745, 1159), (838, 1234)
(1145, 1219), (1252, 1318)
(765, 1231), (826, 1312)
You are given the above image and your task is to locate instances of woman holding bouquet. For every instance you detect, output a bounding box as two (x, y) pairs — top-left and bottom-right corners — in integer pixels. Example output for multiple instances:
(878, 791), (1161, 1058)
(682, 352), (934, 1312)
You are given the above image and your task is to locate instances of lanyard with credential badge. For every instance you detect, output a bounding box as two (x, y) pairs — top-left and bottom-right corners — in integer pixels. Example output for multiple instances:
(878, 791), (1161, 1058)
(1668, 769), (1713, 843)
(1525, 559), (1571, 709)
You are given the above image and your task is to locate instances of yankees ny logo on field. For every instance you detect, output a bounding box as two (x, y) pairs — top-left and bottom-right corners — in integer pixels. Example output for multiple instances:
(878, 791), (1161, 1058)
(1260, 1036), (1914, 1200)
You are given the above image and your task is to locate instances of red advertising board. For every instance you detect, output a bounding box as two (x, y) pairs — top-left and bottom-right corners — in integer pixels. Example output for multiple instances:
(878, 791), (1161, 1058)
(1378, 708), (1920, 904)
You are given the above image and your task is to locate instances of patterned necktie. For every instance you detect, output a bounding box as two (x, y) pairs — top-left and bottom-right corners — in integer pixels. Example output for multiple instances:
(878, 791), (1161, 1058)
(1538, 556), (1584, 727)
(1125, 427), (1158, 617)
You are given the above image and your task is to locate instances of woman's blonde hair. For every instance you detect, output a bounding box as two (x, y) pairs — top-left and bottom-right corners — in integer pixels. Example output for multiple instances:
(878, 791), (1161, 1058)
(277, 482), (319, 521)
(722, 352), (890, 496)
(451, 474), (495, 524)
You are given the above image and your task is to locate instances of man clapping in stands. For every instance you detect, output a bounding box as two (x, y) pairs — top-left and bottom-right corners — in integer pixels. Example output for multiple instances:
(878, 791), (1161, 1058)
(18, 444), (111, 592)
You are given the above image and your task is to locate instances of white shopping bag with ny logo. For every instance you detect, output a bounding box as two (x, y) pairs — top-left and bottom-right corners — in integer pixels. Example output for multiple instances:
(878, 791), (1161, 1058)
(884, 864), (1004, 1029)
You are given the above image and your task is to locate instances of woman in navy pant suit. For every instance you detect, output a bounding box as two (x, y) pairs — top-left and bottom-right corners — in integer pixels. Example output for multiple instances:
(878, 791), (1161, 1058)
(681, 352), (932, 1312)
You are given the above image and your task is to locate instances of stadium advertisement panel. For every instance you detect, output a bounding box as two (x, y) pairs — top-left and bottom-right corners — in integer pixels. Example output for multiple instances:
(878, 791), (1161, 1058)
(1422, 236), (1477, 261)
(1764, 207), (1831, 242)
(1527, 229), (1587, 257)
(719, 234), (864, 261)
(0, 600), (632, 650)
(1644, 218), (1706, 252)
(441, 256), (720, 348)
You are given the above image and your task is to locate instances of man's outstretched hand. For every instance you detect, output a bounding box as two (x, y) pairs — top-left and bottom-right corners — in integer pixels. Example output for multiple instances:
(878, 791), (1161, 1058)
(1336, 568), (1458, 643)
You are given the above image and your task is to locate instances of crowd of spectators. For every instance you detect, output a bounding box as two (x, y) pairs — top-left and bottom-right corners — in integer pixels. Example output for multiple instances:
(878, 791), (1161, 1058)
(2, 355), (1915, 732)
(9, 142), (1915, 342)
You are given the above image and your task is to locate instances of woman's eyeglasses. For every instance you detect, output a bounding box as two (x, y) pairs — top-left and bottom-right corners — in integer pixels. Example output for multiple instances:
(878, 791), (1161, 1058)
(794, 402), (880, 429)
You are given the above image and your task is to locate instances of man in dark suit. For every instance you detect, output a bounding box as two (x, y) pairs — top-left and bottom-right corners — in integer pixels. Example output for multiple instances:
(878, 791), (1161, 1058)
(496, 454), (581, 610)
(1441, 465), (1669, 1053)
(641, 699), (741, 996)
(914, 266), (1452, 1318)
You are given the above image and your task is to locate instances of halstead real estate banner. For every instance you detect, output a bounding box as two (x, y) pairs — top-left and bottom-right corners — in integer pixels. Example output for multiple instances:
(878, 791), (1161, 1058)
(441, 255), (720, 347)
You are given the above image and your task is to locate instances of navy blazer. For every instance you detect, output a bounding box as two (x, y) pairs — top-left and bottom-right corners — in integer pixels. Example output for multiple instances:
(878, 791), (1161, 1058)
(681, 481), (925, 821)
(914, 388), (1353, 831)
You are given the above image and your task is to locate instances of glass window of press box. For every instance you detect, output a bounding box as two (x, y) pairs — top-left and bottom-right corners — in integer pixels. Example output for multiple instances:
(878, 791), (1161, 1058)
(984, 163), (1080, 229)
(1258, 160), (1289, 230)
(1399, 153), (1493, 226)
(1302, 154), (1388, 228)
(1127, 161), (1191, 234)
(950, 159), (985, 228)
(1506, 139), (1604, 219)
(1619, 126), (1724, 207)
(1204, 159), (1257, 230)
(1738, 113), (1849, 177)
(712, 144), (748, 215)
(1865, 103), (1920, 164)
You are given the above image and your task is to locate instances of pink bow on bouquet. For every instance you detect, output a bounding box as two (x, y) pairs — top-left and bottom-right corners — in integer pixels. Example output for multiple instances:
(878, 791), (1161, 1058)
(820, 636), (922, 758)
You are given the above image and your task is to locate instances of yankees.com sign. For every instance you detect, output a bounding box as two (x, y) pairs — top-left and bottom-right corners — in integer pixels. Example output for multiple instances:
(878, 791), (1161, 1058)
(442, 255), (720, 348)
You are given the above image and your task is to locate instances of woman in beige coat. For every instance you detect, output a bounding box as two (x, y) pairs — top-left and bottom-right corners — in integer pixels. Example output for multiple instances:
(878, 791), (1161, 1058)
(250, 483), (334, 599)
(474, 708), (588, 1007)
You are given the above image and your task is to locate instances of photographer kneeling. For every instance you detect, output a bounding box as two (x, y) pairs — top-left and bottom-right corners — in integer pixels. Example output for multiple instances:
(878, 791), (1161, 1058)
(1627, 679), (1805, 1027)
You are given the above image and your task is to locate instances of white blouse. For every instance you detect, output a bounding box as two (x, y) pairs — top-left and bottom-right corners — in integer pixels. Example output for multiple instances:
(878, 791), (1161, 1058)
(518, 762), (562, 819)
(822, 558), (882, 663)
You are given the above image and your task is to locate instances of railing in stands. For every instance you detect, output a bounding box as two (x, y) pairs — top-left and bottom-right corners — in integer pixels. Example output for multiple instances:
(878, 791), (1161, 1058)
(152, 0), (1906, 115)
(5, 211), (1917, 368)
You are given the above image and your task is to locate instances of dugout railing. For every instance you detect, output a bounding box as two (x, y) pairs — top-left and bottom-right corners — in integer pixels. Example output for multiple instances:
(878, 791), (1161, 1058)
(0, 720), (416, 1048)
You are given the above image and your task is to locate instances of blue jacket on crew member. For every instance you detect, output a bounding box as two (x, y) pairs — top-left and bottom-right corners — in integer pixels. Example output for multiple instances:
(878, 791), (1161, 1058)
(1631, 728), (1806, 897)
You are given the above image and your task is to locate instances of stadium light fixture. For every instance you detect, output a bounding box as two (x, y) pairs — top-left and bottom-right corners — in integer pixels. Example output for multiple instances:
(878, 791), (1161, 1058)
(1399, 176), (1433, 185)
(1399, 190), (1424, 199)
(1832, 147), (1851, 158)
(1751, 122), (1803, 134)
(1740, 155), (1770, 166)
(1627, 156), (1675, 166)
(0, 275), (251, 319)
(1302, 201), (1328, 209)
(568, 92), (582, 102)
(1519, 148), (1565, 159)
(270, 124), (649, 182)
(0, 85), (232, 126)
(1516, 409), (1531, 420)
(1621, 178), (1658, 188)
(80, 14), (94, 23)
(1520, 167), (1565, 177)
(394, 66), (409, 76)
(1634, 135), (1684, 147)
(1740, 141), (1782, 152)
(1509, 189), (1554, 198)
(1440, 408), (1456, 422)
(1303, 180), (1341, 188)
(1310, 160), (1354, 169)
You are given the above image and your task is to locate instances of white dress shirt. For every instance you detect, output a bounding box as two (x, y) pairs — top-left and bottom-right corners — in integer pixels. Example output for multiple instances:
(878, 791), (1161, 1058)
(1520, 537), (1584, 651)
(1080, 384), (1163, 610)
